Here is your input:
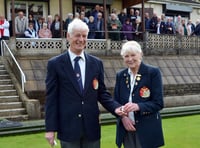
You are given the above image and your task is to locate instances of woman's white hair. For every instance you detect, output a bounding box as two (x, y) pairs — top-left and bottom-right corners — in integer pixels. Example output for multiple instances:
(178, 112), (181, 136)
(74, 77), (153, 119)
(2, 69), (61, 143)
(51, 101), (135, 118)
(67, 18), (89, 36)
(120, 41), (143, 57)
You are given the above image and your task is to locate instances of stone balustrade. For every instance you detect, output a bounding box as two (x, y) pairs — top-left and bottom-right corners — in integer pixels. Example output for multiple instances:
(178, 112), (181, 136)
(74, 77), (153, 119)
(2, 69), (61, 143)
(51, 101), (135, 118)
(9, 33), (200, 56)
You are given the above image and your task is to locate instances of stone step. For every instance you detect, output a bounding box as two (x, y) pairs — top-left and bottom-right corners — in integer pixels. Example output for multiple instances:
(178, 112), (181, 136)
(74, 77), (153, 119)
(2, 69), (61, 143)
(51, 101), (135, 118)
(0, 96), (20, 103)
(0, 102), (23, 109)
(0, 70), (8, 75)
(0, 114), (28, 121)
(0, 90), (17, 96)
(0, 74), (10, 79)
(0, 108), (26, 117)
(0, 79), (12, 85)
(0, 65), (5, 70)
(0, 84), (14, 90)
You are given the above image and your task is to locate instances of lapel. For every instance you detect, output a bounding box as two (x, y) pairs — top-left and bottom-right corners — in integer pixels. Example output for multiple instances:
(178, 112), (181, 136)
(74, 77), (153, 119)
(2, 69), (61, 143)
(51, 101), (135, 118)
(60, 51), (83, 96)
(83, 53), (95, 95)
(121, 69), (131, 102)
(132, 62), (146, 92)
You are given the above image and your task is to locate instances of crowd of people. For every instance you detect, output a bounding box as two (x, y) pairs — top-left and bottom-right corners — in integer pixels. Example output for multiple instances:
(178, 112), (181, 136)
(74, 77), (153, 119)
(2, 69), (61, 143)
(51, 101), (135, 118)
(1, 4), (200, 42)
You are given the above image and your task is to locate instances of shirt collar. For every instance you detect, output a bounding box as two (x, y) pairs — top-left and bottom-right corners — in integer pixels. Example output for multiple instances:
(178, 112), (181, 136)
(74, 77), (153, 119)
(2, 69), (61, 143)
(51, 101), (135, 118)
(128, 68), (132, 75)
(68, 49), (85, 62)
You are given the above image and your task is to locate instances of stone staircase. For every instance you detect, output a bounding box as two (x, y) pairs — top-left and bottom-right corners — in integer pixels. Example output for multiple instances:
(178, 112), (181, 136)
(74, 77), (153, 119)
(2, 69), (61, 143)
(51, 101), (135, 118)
(0, 59), (28, 121)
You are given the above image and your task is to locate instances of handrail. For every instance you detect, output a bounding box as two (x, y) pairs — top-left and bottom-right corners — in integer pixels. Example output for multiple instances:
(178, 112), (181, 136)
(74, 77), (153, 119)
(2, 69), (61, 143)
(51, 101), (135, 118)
(1, 40), (26, 92)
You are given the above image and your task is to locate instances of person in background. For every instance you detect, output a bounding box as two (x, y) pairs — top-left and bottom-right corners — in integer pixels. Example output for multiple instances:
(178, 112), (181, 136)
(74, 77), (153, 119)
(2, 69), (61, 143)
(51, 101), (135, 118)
(122, 18), (134, 40)
(74, 12), (80, 19)
(0, 14), (10, 56)
(28, 14), (38, 33)
(87, 16), (96, 39)
(149, 12), (158, 33)
(175, 15), (182, 35)
(144, 12), (150, 31)
(180, 19), (188, 36)
(95, 12), (104, 39)
(91, 4), (100, 22)
(99, 6), (104, 18)
(24, 22), (38, 38)
(128, 8), (136, 26)
(107, 13), (122, 41)
(51, 14), (62, 38)
(0, 15), (10, 40)
(156, 17), (166, 34)
(37, 17), (44, 33)
(133, 19), (142, 41)
(64, 13), (73, 31)
(135, 10), (141, 22)
(45, 18), (125, 148)
(118, 9), (127, 40)
(15, 11), (28, 38)
(39, 23), (52, 38)
(187, 19), (195, 36)
(80, 11), (88, 23)
(114, 41), (164, 148)
(192, 19), (200, 36)
(47, 15), (53, 30)
(165, 17), (174, 34)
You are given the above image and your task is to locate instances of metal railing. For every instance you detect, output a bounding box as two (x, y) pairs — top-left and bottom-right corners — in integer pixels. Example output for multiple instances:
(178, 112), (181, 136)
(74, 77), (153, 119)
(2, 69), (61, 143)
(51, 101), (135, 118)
(1, 40), (26, 92)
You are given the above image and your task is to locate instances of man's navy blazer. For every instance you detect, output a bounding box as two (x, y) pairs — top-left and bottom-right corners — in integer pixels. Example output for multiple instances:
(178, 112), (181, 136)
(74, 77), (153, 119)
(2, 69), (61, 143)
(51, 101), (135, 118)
(114, 62), (164, 148)
(45, 51), (120, 142)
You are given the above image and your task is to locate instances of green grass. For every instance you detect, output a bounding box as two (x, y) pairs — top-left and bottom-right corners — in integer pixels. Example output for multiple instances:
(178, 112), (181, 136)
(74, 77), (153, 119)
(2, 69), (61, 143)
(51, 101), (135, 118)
(0, 115), (200, 148)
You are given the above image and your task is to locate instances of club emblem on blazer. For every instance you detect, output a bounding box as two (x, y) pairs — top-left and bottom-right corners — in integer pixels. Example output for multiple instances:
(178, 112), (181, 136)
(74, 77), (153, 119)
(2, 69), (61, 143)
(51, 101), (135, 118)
(140, 86), (150, 98)
(93, 78), (99, 90)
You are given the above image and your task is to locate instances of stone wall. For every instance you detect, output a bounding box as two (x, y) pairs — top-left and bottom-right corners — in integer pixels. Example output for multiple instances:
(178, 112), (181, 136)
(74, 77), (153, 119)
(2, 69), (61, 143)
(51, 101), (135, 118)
(12, 55), (200, 111)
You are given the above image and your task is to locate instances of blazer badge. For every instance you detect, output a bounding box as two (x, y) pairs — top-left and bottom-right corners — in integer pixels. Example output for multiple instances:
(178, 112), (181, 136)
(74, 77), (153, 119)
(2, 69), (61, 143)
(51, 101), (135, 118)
(140, 86), (150, 98)
(93, 78), (99, 90)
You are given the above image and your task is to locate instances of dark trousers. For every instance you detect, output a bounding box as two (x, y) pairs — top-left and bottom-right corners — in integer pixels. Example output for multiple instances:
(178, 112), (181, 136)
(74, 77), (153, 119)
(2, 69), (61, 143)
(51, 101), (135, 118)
(123, 132), (142, 148)
(60, 139), (100, 148)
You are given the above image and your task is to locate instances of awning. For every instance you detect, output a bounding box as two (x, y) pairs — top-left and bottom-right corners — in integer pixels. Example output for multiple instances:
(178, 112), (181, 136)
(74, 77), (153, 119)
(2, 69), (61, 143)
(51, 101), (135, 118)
(74, 0), (113, 5)
(166, 3), (193, 12)
(122, 0), (148, 8)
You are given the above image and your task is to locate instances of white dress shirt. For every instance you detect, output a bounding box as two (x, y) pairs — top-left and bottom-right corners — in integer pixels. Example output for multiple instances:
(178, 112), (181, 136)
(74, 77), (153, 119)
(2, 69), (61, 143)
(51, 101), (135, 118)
(68, 49), (86, 89)
(128, 68), (136, 122)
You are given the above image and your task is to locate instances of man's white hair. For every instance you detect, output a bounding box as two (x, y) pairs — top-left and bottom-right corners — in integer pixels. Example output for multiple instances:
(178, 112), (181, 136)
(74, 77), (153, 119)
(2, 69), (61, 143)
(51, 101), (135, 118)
(121, 41), (143, 57)
(67, 18), (89, 36)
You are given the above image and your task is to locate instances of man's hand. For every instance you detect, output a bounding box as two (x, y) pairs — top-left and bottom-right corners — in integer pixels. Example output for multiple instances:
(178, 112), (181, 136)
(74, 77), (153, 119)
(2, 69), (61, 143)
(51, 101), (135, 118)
(45, 132), (55, 146)
(115, 106), (127, 116)
(124, 102), (140, 113)
(121, 116), (136, 131)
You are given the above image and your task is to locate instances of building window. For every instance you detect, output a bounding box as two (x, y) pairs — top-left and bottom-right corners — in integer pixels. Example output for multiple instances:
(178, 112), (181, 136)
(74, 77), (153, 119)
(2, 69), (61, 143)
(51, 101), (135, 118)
(6, 0), (48, 21)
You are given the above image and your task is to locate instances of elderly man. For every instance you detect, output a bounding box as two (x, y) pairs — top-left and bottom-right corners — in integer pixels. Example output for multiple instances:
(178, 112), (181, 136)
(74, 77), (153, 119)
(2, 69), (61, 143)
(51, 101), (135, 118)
(15, 11), (28, 38)
(45, 18), (125, 148)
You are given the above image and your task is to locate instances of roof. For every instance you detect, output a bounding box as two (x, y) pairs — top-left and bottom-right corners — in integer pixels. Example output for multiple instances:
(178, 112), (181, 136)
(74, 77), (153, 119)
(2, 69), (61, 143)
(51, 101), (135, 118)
(122, 0), (148, 8)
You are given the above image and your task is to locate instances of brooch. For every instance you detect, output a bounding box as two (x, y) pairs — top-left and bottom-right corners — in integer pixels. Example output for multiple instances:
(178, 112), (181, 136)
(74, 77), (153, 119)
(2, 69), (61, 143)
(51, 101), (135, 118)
(93, 78), (99, 90)
(124, 73), (130, 89)
(139, 86), (150, 98)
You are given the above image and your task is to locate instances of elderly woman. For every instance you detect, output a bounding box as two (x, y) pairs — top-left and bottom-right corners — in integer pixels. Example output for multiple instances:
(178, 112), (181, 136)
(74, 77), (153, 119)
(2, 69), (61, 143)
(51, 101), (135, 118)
(114, 41), (164, 148)
(107, 13), (122, 41)
(39, 23), (52, 38)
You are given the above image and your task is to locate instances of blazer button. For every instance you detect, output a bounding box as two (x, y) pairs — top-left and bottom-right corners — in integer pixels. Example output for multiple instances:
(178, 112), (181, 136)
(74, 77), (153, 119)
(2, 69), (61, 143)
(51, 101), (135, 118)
(135, 120), (139, 123)
(82, 101), (84, 105)
(78, 114), (82, 118)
